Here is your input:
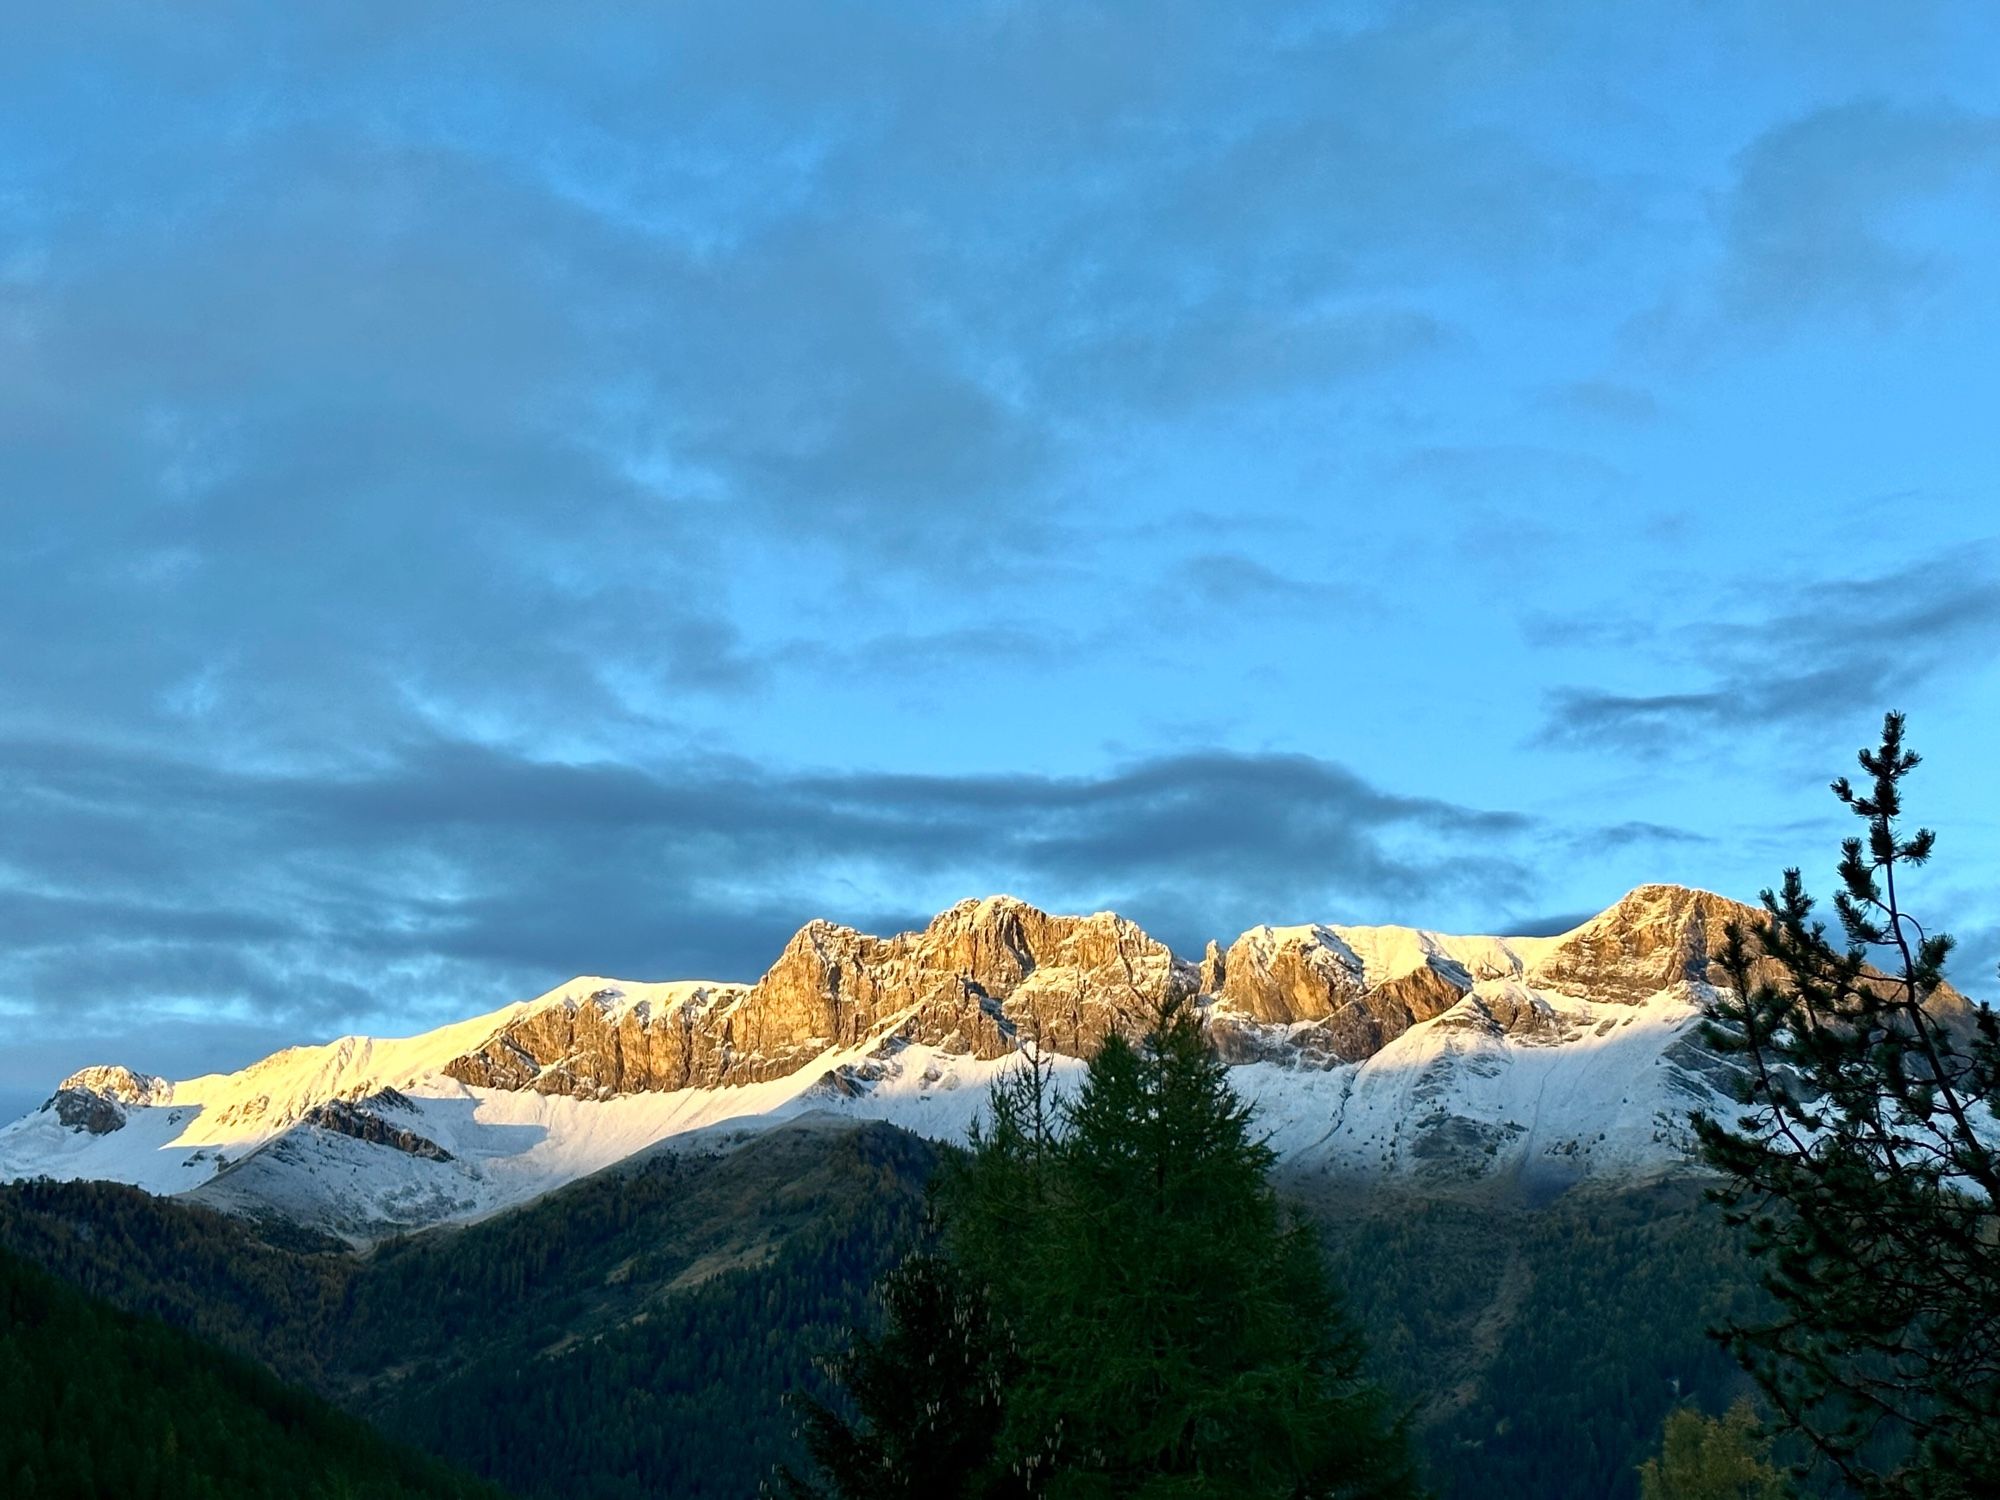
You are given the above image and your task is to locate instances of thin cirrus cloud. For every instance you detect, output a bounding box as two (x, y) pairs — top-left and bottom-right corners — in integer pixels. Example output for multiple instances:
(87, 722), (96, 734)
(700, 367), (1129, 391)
(1537, 543), (2000, 749)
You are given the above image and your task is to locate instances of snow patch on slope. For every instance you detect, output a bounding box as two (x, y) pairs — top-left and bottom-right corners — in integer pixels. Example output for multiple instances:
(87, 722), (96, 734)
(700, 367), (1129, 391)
(186, 1041), (1073, 1240)
(1225, 921), (1562, 990)
(1249, 981), (1714, 1191)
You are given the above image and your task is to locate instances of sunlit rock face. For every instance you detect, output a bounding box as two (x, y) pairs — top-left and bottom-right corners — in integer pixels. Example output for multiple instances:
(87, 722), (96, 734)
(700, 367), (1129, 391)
(1525, 884), (1760, 1004)
(55, 892), (1795, 1133)
(743, 897), (1198, 1064)
(1218, 925), (1364, 1024)
(1206, 922), (1525, 1066)
(1435, 985), (1567, 1045)
(1518, 883), (1969, 1015)
(442, 897), (1200, 1096)
(442, 985), (749, 1096)
(371, 890), (1824, 1102)
(57, 1066), (173, 1108)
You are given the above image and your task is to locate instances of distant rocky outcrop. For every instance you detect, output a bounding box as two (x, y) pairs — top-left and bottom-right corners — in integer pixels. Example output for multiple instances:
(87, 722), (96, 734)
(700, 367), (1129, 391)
(1525, 884), (1760, 1004)
(44, 1088), (127, 1135)
(43, 1065), (177, 1133)
(1205, 924), (1482, 1067)
(301, 1097), (453, 1161)
(442, 984), (749, 1097)
(1434, 985), (1569, 1045)
(1217, 925), (1363, 1025)
(741, 898), (1198, 1065)
(57, 1065), (173, 1108)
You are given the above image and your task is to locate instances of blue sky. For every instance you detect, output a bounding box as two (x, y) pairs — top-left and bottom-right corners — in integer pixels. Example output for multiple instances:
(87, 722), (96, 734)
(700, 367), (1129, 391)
(3, 2), (1998, 1116)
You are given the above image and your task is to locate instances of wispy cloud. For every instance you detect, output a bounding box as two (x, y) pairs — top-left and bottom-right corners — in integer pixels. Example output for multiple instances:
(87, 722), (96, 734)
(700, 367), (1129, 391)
(1537, 380), (1661, 426)
(1538, 542), (2000, 749)
(0, 733), (1546, 1047)
(1715, 100), (2000, 327)
(1168, 553), (1349, 612)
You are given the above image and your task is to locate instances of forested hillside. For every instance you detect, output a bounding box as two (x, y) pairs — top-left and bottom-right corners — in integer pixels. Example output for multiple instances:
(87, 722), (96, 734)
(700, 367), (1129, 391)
(0, 1243), (502, 1499)
(0, 1120), (936, 1498)
(2, 1125), (1773, 1500)
(1314, 1179), (1772, 1500)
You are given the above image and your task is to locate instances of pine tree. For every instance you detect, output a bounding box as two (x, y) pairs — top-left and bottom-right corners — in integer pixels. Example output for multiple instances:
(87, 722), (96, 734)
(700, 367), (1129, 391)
(1694, 712), (2000, 1498)
(960, 1000), (1416, 1500)
(1638, 1400), (1792, 1500)
(775, 1252), (1019, 1500)
(801, 999), (1424, 1499)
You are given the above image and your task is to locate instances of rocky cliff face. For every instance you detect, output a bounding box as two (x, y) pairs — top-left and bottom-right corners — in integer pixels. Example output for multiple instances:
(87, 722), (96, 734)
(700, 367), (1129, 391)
(58, 1065), (172, 1107)
(46, 1088), (127, 1134)
(426, 886), (1840, 1099)
(1217, 925), (1365, 1025)
(25, 880), (1990, 1238)
(746, 898), (1199, 1062)
(1522, 883), (1974, 1024)
(441, 897), (1199, 1098)
(1524, 884), (1759, 1004)
(1208, 924), (1480, 1066)
(48, 883), (1954, 1134)
(301, 1094), (454, 1160)
(442, 984), (751, 1096)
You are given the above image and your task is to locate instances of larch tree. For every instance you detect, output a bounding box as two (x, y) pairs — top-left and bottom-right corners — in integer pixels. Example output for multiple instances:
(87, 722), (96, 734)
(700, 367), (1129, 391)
(1637, 1400), (1792, 1500)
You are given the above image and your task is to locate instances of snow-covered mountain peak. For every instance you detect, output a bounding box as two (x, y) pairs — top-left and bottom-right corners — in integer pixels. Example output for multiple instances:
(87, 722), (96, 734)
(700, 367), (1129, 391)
(1524, 883), (1759, 1004)
(1246, 920), (1558, 990)
(1, 885), (1763, 1239)
(58, 1065), (173, 1107)
(518, 976), (749, 1026)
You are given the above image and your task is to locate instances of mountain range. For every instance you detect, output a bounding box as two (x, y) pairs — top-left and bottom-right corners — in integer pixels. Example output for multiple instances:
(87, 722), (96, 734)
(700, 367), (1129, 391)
(0, 881), (1810, 1241)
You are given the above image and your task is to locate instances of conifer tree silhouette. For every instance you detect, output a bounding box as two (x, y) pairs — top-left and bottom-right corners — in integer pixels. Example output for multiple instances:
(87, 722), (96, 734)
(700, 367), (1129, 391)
(1696, 713), (2000, 1498)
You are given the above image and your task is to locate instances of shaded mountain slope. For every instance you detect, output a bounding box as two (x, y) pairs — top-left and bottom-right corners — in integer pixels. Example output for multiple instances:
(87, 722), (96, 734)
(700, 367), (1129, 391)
(0, 1119), (939, 1499)
(0, 1241), (504, 1500)
(1311, 1177), (1773, 1500)
(0, 1112), (1785, 1500)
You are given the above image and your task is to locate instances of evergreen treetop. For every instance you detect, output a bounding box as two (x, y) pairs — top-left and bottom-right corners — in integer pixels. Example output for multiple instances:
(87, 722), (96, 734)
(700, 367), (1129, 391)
(1695, 712), (2000, 1499)
(792, 997), (1424, 1500)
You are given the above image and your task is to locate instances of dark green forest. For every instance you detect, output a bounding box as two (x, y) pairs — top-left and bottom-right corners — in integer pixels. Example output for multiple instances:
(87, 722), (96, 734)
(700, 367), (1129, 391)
(0, 1242), (500, 1499)
(0, 1120), (1779, 1500)
(1312, 1179), (1771, 1499)
(0, 1122), (934, 1498)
